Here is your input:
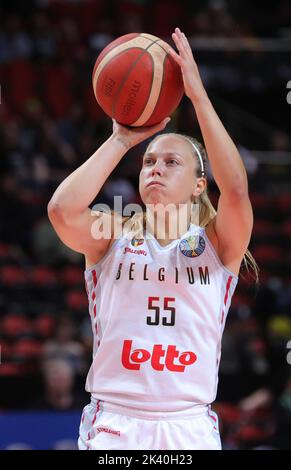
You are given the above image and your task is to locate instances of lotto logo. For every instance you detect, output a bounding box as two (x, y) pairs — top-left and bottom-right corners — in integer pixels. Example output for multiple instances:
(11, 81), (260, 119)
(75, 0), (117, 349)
(121, 339), (197, 372)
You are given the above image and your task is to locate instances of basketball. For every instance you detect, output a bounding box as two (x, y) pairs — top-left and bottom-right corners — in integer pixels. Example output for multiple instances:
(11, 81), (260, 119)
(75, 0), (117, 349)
(92, 33), (184, 127)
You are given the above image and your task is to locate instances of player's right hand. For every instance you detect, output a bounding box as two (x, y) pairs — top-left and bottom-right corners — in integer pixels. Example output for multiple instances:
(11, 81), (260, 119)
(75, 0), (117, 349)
(111, 117), (171, 150)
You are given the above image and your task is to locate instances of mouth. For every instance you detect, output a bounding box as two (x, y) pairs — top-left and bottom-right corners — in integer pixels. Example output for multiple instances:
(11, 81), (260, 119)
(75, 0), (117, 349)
(146, 181), (165, 188)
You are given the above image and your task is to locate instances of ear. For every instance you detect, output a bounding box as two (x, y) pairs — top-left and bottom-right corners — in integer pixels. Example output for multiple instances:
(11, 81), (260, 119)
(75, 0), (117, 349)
(192, 177), (206, 198)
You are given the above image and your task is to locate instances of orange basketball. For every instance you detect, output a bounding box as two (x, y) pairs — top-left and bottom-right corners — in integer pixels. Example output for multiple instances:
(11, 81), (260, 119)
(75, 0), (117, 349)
(92, 33), (184, 127)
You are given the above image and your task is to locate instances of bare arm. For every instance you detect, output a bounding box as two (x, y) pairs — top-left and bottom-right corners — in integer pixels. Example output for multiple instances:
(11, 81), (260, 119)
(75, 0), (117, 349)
(190, 93), (253, 263)
(48, 135), (128, 219)
(169, 28), (253, 264)
(47, 118), (170, 260)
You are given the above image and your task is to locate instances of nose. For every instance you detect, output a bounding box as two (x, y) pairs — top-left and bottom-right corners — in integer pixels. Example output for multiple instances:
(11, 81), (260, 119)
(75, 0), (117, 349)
(151, 161), (163, 176)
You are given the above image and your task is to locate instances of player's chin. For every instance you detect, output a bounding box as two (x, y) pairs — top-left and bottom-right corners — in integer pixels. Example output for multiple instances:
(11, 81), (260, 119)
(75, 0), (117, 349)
(146, 195), (170, 207)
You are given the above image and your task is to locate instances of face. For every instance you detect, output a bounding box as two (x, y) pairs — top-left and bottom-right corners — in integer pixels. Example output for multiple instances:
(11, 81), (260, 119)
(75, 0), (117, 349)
(139, 134), (203, 208)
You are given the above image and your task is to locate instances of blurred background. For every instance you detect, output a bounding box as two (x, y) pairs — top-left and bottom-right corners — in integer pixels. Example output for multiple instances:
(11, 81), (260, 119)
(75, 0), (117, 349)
(0, 0), (291, 450)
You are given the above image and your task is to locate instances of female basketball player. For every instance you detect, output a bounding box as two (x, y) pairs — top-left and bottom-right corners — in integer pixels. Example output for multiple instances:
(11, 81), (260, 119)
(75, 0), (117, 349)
(48, 28), (258, 450)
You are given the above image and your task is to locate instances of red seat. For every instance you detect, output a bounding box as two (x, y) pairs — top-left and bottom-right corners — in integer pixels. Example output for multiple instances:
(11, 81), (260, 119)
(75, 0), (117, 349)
(34, 314), (56, 338)
(249, 193), (270, 217)
(31, 266), (58, 286)
(7, 61), (38, 112)
(85, 87), (105, 121)
(12, 339), (43, 375)
(250, 192), (270, 209)
(0, 340), (13, 359)
(65, 289), (88, 310)
(13, 338), (43, 358)
(0, 265), (28, 286)
(2, 314), (33, 339)
(42, 63), (74, 118)
(252, 219), (275, 237)
(275, 193), (291, 212)
(0, 363), (21, 376)
(215, 402), (241, 424)
(252, 244), (282, 263)
(59, 265), (84, 287)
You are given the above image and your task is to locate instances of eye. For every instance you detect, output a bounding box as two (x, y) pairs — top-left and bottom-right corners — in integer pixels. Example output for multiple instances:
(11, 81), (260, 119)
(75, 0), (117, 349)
(167, 159), (178, 165)
(144, 158), (153, 165)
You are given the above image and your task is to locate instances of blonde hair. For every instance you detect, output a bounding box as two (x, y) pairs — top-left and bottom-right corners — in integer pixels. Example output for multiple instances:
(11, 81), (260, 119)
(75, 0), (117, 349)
(118, 132), (259, 283)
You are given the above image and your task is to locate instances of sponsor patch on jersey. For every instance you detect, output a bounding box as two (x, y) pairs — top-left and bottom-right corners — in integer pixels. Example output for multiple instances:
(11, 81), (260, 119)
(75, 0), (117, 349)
(179, 235), (205, 258)
(131, 237), (144, 247)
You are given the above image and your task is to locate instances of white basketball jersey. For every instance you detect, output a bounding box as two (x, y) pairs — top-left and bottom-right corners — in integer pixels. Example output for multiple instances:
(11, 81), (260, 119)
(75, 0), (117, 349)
(84, 223), (238, 412)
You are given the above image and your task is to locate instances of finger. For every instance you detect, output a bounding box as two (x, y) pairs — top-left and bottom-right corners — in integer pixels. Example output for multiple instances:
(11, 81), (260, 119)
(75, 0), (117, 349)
(173, 28), (186, 46)
(167, 46), (182, 65)
(181, 32), (193, 55)
(175, 28), (192, 55)
(151, 117), (171, 132)
(174, 27), (187, 45)
(172, 32), (187, 55)
(154, 117), (171, 130)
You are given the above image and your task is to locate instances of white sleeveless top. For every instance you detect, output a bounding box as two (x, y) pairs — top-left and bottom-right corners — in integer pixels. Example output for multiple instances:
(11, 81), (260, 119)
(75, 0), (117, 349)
(84, 223), (238, 412)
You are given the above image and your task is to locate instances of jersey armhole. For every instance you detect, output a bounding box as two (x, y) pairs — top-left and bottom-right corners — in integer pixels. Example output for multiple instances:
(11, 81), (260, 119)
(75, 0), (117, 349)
(202, 227), (239, 281)
(84, 212), (133, 273)
(84, 236), (121, 273)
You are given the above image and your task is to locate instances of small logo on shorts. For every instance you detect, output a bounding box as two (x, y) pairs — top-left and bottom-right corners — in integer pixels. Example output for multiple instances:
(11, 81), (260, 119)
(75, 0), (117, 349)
(179, 235), (205, 257)
(96, 427), (121, 437)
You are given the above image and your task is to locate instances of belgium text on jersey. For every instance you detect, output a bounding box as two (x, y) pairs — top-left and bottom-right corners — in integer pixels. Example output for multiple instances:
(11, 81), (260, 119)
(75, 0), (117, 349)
(115, 262), (210, 285)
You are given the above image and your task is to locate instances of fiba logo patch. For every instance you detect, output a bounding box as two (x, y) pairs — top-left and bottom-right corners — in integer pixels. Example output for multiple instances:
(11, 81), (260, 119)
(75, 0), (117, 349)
(131, 237), (144, 247)
(179, 235), (205, 258)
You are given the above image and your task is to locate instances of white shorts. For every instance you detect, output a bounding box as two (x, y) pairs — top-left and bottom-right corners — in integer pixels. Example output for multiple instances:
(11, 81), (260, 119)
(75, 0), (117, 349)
(78, 397), (221, 450)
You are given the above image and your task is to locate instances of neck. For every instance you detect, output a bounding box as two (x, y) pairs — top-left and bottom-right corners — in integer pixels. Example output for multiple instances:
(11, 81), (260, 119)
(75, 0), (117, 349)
(145, 204), (192, 245)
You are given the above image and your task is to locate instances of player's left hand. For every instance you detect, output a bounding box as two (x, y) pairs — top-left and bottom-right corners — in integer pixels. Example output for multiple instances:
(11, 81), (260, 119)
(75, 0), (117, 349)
(168, 27), (206, 103)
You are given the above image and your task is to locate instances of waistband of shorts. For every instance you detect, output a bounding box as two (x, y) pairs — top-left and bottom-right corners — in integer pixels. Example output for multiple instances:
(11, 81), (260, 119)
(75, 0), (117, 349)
(89, 395), (210, 421)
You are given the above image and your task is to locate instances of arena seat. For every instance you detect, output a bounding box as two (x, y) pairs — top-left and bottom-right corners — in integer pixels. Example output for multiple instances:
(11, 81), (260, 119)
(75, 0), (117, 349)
(34, 313), (56, 339)
(2, 314), (34, 340)
(59, 265), (84, 287)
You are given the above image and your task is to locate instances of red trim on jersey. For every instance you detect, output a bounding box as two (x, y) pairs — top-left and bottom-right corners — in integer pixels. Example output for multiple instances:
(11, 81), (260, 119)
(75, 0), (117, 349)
(92, 270), (97, 287)
(207, 406), (218, 431)
(92, 291), (96, 301)
(93, 304), (97, 318)
(224, 276), (232, 306)
(221, 276), (232, 324)
(92, 400), (100, 425)
(208, 412), (217, 423)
